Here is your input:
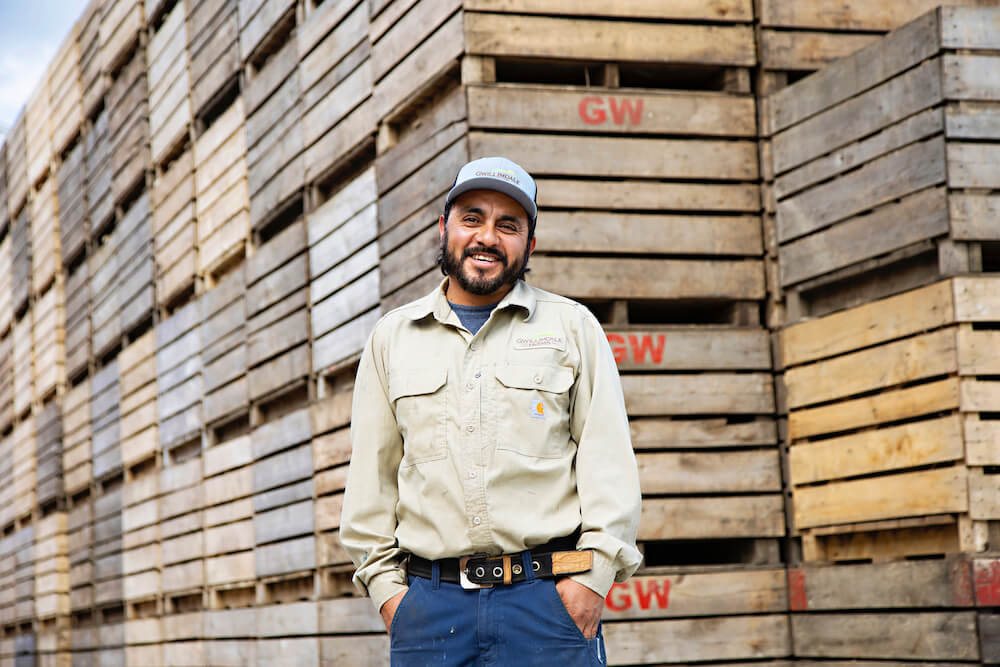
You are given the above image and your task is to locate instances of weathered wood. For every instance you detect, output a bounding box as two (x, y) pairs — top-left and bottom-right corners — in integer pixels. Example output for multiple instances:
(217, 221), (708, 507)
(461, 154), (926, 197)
(758, 29), (879, 72)
(640, 495), (785, 540)
(638, 450), (780, 494)
(314, 307), (381, 372)
(607, 328), (770, 371)
(465, 0), (752, 20)
(532, 257), (764, 301)
(791, 611), (978, 660)
(238, 0), (295, 62)
(604, 614), (789, 664)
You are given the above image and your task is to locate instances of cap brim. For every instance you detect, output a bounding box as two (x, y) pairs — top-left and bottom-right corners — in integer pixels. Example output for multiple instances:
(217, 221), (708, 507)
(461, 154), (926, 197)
(446, 177), (537, 221)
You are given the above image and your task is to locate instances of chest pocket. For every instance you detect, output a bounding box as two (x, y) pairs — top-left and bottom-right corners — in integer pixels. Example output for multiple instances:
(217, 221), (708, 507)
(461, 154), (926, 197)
(494, 364), (574, 458)
(389, 367), (448, 464)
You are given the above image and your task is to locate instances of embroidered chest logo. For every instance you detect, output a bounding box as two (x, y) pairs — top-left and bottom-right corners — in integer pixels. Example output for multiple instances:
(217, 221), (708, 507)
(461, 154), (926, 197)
(513, 332), (566, 351)
(530, 399), (546, 419)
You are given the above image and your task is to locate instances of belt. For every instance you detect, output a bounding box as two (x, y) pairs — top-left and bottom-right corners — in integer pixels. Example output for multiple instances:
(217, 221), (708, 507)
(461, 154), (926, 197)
(406, 532), (592, 588)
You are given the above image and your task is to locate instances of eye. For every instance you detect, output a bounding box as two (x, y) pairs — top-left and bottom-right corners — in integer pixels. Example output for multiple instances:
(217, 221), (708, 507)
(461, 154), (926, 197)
(499, 222), (519, 232)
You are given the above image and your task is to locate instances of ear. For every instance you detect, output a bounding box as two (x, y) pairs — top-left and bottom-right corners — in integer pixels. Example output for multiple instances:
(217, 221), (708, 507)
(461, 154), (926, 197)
(438, 214), (446, 240)
(528, 235), (537, 255)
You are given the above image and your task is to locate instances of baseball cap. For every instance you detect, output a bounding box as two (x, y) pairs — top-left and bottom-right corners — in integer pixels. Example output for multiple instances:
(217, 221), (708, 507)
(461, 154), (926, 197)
(445, 157), (537, 221)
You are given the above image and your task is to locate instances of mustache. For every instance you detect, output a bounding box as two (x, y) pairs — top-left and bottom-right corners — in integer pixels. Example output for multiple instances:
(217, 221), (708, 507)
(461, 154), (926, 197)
(462, 246), (507, 266)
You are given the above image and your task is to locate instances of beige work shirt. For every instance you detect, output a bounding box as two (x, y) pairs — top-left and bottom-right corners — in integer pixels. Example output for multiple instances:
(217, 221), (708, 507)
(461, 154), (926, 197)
(340, 278), (642, 611)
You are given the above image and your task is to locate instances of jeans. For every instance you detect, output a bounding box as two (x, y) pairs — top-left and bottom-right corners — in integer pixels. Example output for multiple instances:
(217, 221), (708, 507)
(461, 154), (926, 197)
(390, 553), (606, 666)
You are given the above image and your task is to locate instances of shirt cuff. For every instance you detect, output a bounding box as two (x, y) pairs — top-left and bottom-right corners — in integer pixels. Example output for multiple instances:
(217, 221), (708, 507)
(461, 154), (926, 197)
(568, 550), (618, 599)
(366, 569), (409, 612)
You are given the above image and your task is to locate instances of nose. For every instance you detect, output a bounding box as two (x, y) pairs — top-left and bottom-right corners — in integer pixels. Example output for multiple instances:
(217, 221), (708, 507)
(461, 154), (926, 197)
(474, 221), (499, 246)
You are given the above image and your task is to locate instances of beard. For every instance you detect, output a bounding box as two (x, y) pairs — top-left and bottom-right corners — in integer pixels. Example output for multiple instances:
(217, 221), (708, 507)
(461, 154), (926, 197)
(440, 228), (530, 296)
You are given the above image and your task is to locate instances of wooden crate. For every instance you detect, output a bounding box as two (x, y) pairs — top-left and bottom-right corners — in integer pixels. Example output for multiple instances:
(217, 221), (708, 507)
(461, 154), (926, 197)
(11, 206), (31, 321)
(152, 148), (198, 310)
(89, 359), (121, 483)
(0, 531), (15, 627)
(245, 218), (310, 403)
(0, 233), (11, 339)
(80, 0), (107, 119)
(33, 281), (66, 403)
(67, 493), (95, 612)
(30, 177), (61, 297)
(308, 166), (380, 377)
(193, 95), (250, 279)
(238, 0), (296, 64)
(0, 432), (13, 530)
(92, 486), (124, 608)
(34, 512), (70, 620)
(34, 401), (64, 509)
(11, 417), (37, 525)
(64, 257), (91, 382)
(782, 277), (1000, 561)
(119, 329), (158, 469)
(107, 44), (151, 204)
(202, 432), (254, 600)
(49, 21), (84, 158)
(769, 5), (1000, 322)
(57, 139), (88, 268)
(155, 298), (203, 451)
(298, 0), (376, 184)
(13, 311), (33, 421)
(62, 379), (93, 498)
(121, 466), (161, 606)
(788, 558), (984, 662)
(11, 524), (36, 623)
(160, 610), (205, 665)
(200, 267), (248, 425)
(86, 106), (114, 238)
(255, 603), (319, 662)
(317, 596), (386, 666)
(203, 607), (256, 664)
(251, 408), (315, 581)
(148, 0), (191, 166)
(115, 193), (155, 337)
(311, 391), (351, 573)
(6, 115), (29, 219)
(244, 26), (303, 231)
(0, 143), (7, 238)
(159, 457), (206, 597)
(0, 332), (12, 434)
(188, 0), (240, 118)
(24, 74), (53, 190)
(99, 0), (145, 75)
(88, 222), (121, 361)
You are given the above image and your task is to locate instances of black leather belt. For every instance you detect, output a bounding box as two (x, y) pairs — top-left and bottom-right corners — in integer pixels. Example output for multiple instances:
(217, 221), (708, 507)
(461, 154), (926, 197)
(406, 532), (592, 588)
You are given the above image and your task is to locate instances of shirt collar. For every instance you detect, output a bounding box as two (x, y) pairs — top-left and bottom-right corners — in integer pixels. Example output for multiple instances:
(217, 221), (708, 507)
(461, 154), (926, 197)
(405, 277), (537, 323)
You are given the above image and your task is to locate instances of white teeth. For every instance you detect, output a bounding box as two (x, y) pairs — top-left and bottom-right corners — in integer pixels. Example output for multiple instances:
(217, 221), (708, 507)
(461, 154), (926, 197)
(472, 254), (496, 262)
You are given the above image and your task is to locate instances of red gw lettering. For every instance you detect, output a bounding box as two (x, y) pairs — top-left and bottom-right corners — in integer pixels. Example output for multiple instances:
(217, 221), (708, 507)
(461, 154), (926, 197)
(605, 333), (666, 365)
(578, 97), (644, 126)
(604, 579), (670, 610)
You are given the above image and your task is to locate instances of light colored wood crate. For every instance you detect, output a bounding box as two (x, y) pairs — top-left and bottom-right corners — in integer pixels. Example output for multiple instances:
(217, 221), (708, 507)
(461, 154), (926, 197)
(11, 524), (36, 623)
(159, 456), (206, 595)
(0, 333), (12, 434)
(33, 512), (70, 620)
(67, 495), (94, 611)
(62, 379), (93, 498)
(124, 618), (162, 666)
(194, 95), (250, 279)
(86, 106), (114, 236)
(299, 0), (375, 184)
(116, 195), (155, 336)
(152, 149), (197, 309)
(33, 281), (66, 403)
(188, 0), (240, 117)
(244, 30), (304, 231)
(64, 254), (91, 383)
(24, 74), (53, 189)
(57, 139), (88, 266)
(238, 0), (296, 64)
(0, 233), (11, 337)
(29, 177), (61, 297)
(89, 359), (121, 482)
(769, 7), (1000, 321)
(148, 0), (191, 166)
(79, 0), (107, 118)
(202, 437), (254, 597)
(788, 558), (984, 662)
(13, 311), (33, 421)
(782, 277), (1000, 560)
(200, 269), (248, 425)
(309, 167), (380, 375)
(35, 401), (64, 508)
(5, 115), (29, 218)
(0, 433), (13, 529)
(155, 298), (203, 450)
(119, 329), (158, 469)
(107, 45), (151, 203)
(92, 487), (124, 607)
(99, 0), (145, 74)
(10, 206), (31, 318)
(88, 228), (122, 361)
(49, 21), (84, 157)
(121, 470), (161, 604)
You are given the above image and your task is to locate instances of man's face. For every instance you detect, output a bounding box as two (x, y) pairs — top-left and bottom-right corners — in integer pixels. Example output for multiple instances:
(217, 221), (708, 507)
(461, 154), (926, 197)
(438, 189), (536, 306)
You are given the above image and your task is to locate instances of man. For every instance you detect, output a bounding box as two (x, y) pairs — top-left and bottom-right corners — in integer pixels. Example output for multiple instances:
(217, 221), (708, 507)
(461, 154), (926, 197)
(341, 157), (642, 666)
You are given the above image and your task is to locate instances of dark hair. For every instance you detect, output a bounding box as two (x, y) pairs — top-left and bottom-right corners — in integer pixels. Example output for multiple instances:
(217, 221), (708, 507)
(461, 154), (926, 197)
(437, 198), (535, 279)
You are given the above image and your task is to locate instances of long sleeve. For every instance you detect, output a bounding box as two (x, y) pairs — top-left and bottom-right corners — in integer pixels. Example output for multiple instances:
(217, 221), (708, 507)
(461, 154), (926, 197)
(567, 310), (643, 597)
(339, 327), (409, 611)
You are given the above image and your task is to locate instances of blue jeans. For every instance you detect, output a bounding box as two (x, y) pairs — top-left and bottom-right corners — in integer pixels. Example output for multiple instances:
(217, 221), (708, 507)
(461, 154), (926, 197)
(390, 553), (606, 666)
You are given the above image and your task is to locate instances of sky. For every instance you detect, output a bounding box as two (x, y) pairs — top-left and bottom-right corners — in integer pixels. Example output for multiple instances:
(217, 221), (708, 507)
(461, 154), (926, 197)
(0, 0), (90, 141)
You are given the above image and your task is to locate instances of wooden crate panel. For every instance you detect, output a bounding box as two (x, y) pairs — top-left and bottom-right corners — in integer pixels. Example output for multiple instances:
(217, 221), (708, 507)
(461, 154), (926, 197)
(49, 24), (84, 156)
(0, 235), (10, 336)
(13, 314), (33, 417)
(238, 0), (296, 62)
(10, 208), (31, 317)
(100, 0), (144, 72)
(79, 0), (106, 116)
(759, 29), (879, 72)
(57, 140), (88, 264)
(189, 0), (239, 116)
(24, 78), (53, 188)
(86, 108), (114, 234)
(6, 117), (28, 217)
(148, 0), (191, 163)
(301, 56), (373, 177)
(462, 0), (752, 21)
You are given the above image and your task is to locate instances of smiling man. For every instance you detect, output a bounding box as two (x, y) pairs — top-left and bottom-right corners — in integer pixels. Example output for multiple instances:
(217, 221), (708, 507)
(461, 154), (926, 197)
(340, 157), (642, 666)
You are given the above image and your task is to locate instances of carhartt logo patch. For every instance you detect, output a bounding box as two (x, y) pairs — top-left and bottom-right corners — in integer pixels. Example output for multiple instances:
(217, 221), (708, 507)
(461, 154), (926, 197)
(529, 399), (546, 419)
(513, 332), (565, 351)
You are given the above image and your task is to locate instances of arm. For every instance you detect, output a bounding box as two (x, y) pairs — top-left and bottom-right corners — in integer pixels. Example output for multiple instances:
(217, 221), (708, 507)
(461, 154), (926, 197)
(567, 309), (643, 599)
(339, 328), (409, 613)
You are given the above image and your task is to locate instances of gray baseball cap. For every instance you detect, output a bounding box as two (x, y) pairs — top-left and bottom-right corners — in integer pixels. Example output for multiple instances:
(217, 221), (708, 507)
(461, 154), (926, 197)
(446, 157), (537, 221)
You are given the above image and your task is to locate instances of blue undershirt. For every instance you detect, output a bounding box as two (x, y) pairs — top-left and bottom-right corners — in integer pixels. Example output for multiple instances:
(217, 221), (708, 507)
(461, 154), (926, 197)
(449, 301), (499, 335)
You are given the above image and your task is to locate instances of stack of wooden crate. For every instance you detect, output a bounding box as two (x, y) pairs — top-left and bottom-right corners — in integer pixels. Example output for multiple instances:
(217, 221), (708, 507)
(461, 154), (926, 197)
(33, 278), (66, 409)
(24, 78), (53, 196)
(155, 299), (202, 455)
(10, 206), (31, 349)
(188, 0), (240, 120)
(6, 118), (29, 241)
(771, 6), (1000, 663)
(148, 0), (191, 169)
(0, 182), (12, 433)
(33, 511), (70, 663)
(118, 194), (156, 341)
(107, 42), (151, 205)
(92, 480), (125, 660)
(79, 0), (106, 120)
(153, 146), (198, 311)
(243, 9), (303, 233)
(200, 268), (248, 427)
(58, 141), (87, 273)
(86, 106), (114, 241)
(34, 402), (63, 511)
(49, 20), (85, 162)
(89, 361), (120, 485)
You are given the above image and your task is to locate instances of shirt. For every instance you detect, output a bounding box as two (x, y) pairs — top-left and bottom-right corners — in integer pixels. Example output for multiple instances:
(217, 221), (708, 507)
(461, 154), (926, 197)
(449, 300), (498, 335)
(340, 278), (642, 611)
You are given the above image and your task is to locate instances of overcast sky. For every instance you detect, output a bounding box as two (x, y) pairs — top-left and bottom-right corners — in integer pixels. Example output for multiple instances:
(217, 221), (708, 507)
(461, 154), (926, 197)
(0, 0), (90, 141)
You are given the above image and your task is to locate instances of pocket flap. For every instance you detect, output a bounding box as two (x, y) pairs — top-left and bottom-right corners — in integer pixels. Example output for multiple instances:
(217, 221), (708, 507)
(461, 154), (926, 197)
(389, 367), (447, 402)
(496, 364), (574, 393)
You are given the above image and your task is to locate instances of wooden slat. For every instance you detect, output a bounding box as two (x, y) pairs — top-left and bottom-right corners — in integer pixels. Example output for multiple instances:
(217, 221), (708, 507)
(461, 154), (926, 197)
(791, 612), (978, 660)
(608, 328), (770, 371)
(638, 450), (780, 494)
(944, 53), (1000, 102)
(948, 142), (1000, 189)
(640, 495), (785, 539)
(463, 0), (752, 21)
(465, 13), (755, 66)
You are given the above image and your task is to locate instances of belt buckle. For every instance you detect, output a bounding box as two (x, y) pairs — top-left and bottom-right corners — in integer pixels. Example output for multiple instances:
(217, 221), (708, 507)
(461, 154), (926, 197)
(459, 555), (493, 590)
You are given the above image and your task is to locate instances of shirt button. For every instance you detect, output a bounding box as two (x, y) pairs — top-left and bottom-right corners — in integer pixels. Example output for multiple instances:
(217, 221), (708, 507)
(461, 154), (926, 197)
(470, 343), (479, 351)
(466, 425), (475, 433)
(466, 382), (474, 391)
(468, 471), (476, 479)
(534, 375), (542, 383)
(473, 517), (481, 525)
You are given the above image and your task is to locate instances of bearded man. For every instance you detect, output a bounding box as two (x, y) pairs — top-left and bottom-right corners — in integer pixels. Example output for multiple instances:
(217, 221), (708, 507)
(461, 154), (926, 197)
(340, 157), (641, 666)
